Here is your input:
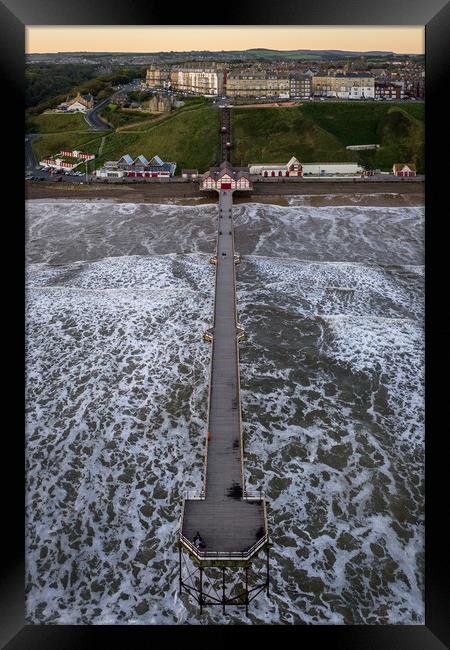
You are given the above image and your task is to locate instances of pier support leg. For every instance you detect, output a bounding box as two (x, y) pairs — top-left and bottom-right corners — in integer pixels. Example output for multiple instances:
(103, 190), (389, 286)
(222, 568), (226, 615)
(266, 546), (270, 596)
(245, 566), (249, 617)
(178, 544), (182, 595)
(199, 566), (203, 615)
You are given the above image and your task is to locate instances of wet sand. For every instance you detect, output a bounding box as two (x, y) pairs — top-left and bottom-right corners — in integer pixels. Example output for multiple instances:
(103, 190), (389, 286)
(26, 180), (424, 207)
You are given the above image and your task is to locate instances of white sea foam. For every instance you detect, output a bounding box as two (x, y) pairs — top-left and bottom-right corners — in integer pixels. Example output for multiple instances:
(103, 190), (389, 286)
(25, 199), (424, 624)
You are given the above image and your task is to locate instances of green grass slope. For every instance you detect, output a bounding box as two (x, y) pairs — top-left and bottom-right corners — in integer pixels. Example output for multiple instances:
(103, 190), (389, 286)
(231, 103), (424, 172)
(97, 105), (219, 173)
(27, 112), (93, 134)
(231, 107), (356, 166)
(32, 132), (104, 162)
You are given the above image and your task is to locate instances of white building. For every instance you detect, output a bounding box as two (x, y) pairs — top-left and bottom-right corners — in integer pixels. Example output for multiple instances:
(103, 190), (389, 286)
(171, 68), (224, 96)
(249, 156), (302, 177)
(302, 162), (363, 176)
(250, 157), (363, 177)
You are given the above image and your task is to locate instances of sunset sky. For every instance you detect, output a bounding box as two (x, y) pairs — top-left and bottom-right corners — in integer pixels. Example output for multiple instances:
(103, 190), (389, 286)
(26, 26), (424, 55)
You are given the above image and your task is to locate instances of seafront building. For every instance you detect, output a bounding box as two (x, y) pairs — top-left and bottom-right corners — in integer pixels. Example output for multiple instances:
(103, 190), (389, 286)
(200, 161), (252, 190)
(95, 154), (176, 179)
(248, 156), (303, 177)
(392, 163), (417, 177)
(40, 149), (95, 171)
(249, 156), (363, 177)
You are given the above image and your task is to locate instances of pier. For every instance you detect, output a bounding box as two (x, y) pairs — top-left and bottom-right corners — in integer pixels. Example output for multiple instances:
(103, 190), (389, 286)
(178, 110), (269, 614)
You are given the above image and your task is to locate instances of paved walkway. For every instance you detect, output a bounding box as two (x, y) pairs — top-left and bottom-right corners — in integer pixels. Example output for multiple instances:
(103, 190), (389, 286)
(181, 189), (266, 555)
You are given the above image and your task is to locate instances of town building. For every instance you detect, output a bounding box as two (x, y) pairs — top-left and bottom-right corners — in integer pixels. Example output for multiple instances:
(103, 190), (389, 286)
(312, 74), (375, 99)
(375, 80), (405, 100)
(392, 163), (417, 177)
(57, 92), (94, 113)
(95, 153), (176, 178)
(40, 149), (95, 170)
(226, 72), (290, 98)
(200, 161), (252, 191)
(146, 65), (171, 90)
(169, 68), (225, 96)
(148, 94), (172, 113)
(289, 74), (312, 99)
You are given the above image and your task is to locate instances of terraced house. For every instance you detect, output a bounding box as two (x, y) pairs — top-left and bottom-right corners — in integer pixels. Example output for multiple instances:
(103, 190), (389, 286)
(170, 68), (225, 96)
(312, 73), (375, 99)
(226, 71), (290, 98)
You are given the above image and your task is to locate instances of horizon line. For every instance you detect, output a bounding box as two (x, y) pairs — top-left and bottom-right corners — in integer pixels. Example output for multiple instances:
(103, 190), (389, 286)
(27, 48), (422, 56)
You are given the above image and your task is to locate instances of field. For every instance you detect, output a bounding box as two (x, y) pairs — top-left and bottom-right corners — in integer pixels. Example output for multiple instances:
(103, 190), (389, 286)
(27, 112), (93, 134)
(30, 101), (424, 174)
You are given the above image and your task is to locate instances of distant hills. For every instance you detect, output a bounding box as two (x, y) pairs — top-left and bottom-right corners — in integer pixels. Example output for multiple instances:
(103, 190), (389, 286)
(27, 48), (420, 60)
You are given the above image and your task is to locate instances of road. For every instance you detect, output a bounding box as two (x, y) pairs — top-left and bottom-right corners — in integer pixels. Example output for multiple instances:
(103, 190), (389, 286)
(84, 83), (138, 130)
(25, 134), (40, 172)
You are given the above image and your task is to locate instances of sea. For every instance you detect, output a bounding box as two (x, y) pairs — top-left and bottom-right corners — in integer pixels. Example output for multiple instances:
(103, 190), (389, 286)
(25, 196), (424, 624)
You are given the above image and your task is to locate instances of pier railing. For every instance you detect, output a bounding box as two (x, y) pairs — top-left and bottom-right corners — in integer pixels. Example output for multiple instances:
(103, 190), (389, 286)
(179, 528), (269, 562)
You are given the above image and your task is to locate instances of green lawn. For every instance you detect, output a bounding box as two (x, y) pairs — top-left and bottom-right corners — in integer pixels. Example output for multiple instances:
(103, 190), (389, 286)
(231, 106), (356, 166)
(32, 132), (104, 162)
(96, 105), (219, 173)
(299, 102), (424, 146)
(28, 112), (93, 134)
(98, 105), (159, 129)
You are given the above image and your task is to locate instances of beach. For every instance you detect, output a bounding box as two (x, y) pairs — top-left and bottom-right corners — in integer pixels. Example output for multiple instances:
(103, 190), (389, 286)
(25, 180), (424, 207)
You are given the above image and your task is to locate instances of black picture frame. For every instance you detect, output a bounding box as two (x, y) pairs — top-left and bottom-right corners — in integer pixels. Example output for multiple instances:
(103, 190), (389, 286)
(2, 0), (448, 646)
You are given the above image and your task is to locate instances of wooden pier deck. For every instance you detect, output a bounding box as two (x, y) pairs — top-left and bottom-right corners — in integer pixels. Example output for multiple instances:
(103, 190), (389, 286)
(180, 188), (267, 560)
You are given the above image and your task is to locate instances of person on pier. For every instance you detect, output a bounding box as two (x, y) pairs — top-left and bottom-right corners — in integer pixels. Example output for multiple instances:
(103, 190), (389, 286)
(193, 531), (206, 550)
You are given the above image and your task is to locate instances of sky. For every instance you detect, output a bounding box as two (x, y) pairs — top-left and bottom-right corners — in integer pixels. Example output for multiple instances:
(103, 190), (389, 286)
(26, 26), (425, 55)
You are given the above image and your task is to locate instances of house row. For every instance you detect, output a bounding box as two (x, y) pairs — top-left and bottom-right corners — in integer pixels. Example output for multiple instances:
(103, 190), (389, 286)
(248, 157), (363, 177)
(248, 157), (417, 177)
(95, 154), (176, 179)
(40, 149), (95, 171)
(146, 65), (225, 96)
(145, 64), (417, 101)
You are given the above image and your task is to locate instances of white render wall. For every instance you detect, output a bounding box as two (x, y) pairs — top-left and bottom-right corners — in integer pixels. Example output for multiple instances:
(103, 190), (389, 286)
(302, 163), (362, 175)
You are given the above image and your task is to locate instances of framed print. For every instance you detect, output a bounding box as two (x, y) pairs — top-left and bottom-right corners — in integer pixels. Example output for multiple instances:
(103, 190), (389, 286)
(1, 0), (448, 647)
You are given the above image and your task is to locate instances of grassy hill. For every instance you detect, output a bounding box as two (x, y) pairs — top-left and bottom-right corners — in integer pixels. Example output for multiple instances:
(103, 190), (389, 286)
(27, 112), (92, 134)
(231, 103), (424, 172)
(97, 105), (219, 173)
(30, 101), (424, 174)
(31, 132), (105, 163)
(31, 103), (219, 173)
